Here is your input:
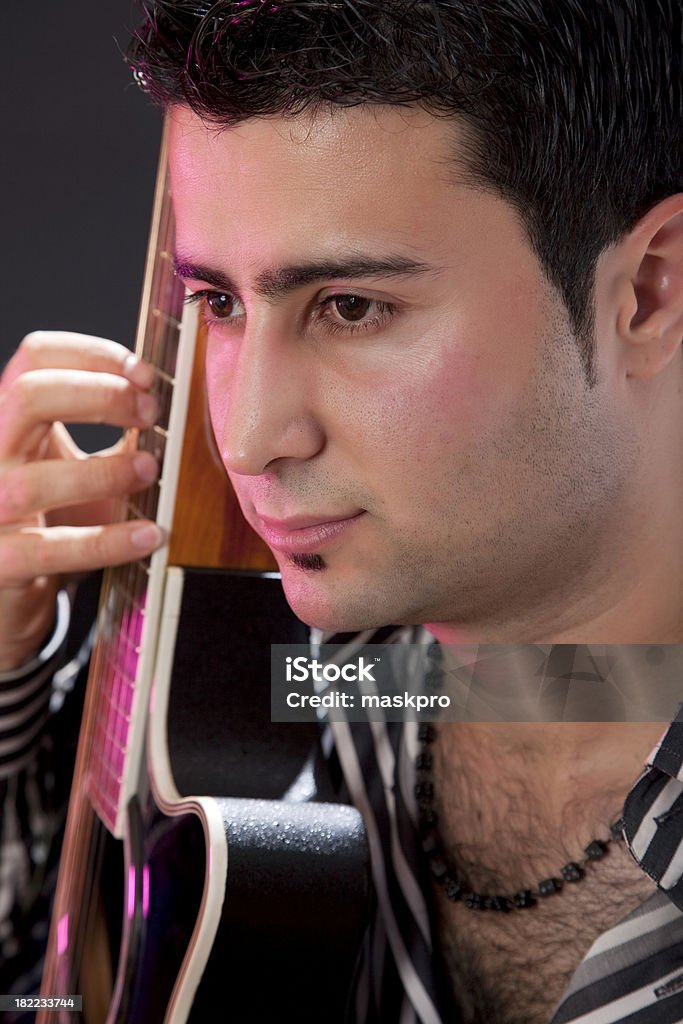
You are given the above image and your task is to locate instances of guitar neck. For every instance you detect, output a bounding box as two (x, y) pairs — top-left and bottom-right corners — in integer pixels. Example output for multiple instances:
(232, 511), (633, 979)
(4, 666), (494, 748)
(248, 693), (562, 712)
(40, 113), (281, 1019)
(86, 123), (201, 837)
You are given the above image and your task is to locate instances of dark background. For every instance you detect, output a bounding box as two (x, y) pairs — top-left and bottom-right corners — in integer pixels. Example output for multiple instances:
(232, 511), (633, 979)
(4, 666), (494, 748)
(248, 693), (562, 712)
(1, 1), (162, 448)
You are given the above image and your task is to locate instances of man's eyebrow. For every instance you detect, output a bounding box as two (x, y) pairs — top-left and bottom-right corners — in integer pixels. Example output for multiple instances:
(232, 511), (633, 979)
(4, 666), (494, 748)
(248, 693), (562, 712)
(173, 253), (435, 300)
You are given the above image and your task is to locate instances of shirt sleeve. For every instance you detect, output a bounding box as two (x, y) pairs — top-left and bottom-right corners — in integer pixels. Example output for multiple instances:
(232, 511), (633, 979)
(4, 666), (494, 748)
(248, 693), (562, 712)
(0, 590), (71, 780)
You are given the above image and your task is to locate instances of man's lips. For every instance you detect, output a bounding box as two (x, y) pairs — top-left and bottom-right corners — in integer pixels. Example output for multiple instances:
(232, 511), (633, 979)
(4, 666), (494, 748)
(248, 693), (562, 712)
(255, 511), (366, 553)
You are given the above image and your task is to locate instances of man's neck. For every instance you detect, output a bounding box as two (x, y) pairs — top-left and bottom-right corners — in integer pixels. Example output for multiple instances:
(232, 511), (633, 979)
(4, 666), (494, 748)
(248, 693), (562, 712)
(434, 720), (666, 884)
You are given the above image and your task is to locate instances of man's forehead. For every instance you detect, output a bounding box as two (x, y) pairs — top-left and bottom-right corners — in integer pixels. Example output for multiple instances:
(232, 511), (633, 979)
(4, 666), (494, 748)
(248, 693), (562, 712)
(168, 101), (459, 184)
(165, 101), (536, 294)
(167, 104), (456, 273)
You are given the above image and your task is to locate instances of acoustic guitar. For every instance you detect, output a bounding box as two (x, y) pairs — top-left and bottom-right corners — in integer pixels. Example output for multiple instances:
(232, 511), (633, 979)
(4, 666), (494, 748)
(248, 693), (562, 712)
(38, 122), (369, 1024)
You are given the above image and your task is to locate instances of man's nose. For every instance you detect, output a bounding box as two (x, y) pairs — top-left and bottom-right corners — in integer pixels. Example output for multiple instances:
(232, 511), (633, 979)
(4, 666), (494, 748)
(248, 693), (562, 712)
(214, 322), (324, 476)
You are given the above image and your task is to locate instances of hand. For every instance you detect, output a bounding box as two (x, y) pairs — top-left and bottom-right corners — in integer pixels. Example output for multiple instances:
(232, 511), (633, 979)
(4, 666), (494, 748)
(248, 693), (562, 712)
(0, 331), (165, 671)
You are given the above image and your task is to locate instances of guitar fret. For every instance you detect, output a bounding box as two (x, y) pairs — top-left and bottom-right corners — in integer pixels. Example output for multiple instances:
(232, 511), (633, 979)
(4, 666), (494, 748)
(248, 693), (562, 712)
(103, 648), (137, 691)
(111, 586), (147, 620)
(145, 319), (180, 378)
(114, 626), (141, 660)
(138, 428), (166, 465)
(92, 709), (127, 763)
(121, 486), (160, 524)
(100, 689), (131, 739)
(151, 374), (174, 434)
(94, 659), (132, 757)
(149, 275), (185, 338)
(152, 307), (182, 330)
(116, 676), (135, 718)
(108, 564), (148, 607)
(125, 498), (161, 525)
(153, 365), (174, 386)
(96, 703), (130, 756)
(91, 775), (120, 829)
(120, 603), (145, 650)
(103, 634), (137, 684)
(159, 204), (178, 265)
(92, 718), (126, 772)
(101, 638), (136, 715)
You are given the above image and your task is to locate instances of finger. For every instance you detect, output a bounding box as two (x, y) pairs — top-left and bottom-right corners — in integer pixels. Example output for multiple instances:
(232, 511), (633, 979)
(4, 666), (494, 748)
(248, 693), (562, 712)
(0, 369), (158, 457)
(45, 420), (86, 461)
(44, 421), (134, 461)
(0, 521), (165, 586)
(0, 451), (159, 525)
(3, 332), (153, 389)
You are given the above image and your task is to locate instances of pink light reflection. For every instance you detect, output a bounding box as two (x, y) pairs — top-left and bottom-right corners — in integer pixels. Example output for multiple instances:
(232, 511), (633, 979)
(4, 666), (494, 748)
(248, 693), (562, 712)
(57, 913), (69, 956)
(142, 864), (150, 919)
(127, 865), (136, 920)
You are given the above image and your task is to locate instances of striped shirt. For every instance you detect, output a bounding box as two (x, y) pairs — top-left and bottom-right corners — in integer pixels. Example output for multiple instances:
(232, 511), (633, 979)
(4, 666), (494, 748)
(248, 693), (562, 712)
(317, 627), (683, 1023)
(3, 609), (683, 1022)
(0, 591), (72, 1011)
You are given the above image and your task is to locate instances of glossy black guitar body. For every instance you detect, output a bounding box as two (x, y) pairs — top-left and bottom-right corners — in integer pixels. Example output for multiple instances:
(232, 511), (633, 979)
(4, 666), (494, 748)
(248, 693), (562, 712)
(105, 570), (370, 1023)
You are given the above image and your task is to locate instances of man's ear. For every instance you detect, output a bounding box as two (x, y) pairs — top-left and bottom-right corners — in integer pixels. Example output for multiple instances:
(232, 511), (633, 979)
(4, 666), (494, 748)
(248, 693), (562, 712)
(616, 194), (683, 379)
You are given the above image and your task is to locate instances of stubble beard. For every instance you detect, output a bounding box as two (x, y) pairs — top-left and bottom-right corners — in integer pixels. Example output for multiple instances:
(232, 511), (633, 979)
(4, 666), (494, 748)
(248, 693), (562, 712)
(288, 552), (326, 572)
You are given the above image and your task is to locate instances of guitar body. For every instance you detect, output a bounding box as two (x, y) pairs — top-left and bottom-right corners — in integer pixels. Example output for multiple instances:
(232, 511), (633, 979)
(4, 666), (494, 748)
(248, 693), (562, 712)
(109, 571), (368, 1024)
(39, 128), (369, 1022)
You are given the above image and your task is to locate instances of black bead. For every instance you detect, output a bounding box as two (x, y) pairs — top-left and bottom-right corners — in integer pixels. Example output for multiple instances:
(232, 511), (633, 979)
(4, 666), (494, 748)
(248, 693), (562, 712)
(512, 889), (537, 908)
(585, 839), (607, 860)
(487, 896), (512, 912)
(538, 877), (563, 896)
(418, 808), (438, 831)
(425, 671), (443, 689)
(465, 893), (487, 910)
(429, 858), (448, 879)
(414, 781), (434, 801)
(445, 879), (464, 901)
(418, 724), (436, 743)
(561, 862), (584, 882)
(610, 820), (624, 841)
(415, 752), (433, 771)
(421, 833), (438, 856)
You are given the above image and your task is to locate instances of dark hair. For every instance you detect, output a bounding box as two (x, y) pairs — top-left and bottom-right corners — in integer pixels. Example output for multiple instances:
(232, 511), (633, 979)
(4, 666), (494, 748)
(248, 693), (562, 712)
(129, 1), (683, 381)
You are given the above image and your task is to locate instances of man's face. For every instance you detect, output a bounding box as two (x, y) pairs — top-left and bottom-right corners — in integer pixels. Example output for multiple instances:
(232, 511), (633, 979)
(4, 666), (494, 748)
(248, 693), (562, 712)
(169, 105), (635, 638)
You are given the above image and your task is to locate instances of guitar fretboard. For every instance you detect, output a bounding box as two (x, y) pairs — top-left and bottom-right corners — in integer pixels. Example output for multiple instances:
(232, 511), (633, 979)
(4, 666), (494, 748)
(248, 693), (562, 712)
(87, 170), (195, 836)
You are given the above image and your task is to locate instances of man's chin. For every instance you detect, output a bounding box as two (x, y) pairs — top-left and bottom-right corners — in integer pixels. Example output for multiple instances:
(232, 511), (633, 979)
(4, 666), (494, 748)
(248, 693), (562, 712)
(276, 563), (380, 633)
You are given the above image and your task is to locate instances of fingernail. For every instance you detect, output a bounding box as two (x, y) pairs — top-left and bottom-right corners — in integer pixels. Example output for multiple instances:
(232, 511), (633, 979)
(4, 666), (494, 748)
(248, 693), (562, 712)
(133, 452), (158, 483)
(136, 392), (158, 424)
(124, 353), (154, 387)
(131, 523), (164, 550)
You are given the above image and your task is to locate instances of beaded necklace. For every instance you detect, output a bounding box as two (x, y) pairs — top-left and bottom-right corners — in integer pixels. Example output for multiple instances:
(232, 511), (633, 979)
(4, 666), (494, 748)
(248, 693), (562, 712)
(416, 722), (625, 912)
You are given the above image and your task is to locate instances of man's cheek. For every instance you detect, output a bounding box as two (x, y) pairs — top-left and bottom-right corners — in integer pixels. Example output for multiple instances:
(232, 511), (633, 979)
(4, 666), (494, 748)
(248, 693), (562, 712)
(370, 355), (494, 462)
(205, 350), (233, 459)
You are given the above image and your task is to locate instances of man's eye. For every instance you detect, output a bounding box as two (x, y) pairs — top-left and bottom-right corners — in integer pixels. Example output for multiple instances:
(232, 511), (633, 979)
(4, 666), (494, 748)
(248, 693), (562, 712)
(205, 292), (235, 318)
(331, 295), (373, 322)
(185, 290), (244, 325)
(315, 293), (397, 336)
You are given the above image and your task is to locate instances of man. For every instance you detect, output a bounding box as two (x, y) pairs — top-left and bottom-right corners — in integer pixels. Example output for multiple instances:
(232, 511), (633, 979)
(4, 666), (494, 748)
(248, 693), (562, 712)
(0, 1), (681, 1021)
